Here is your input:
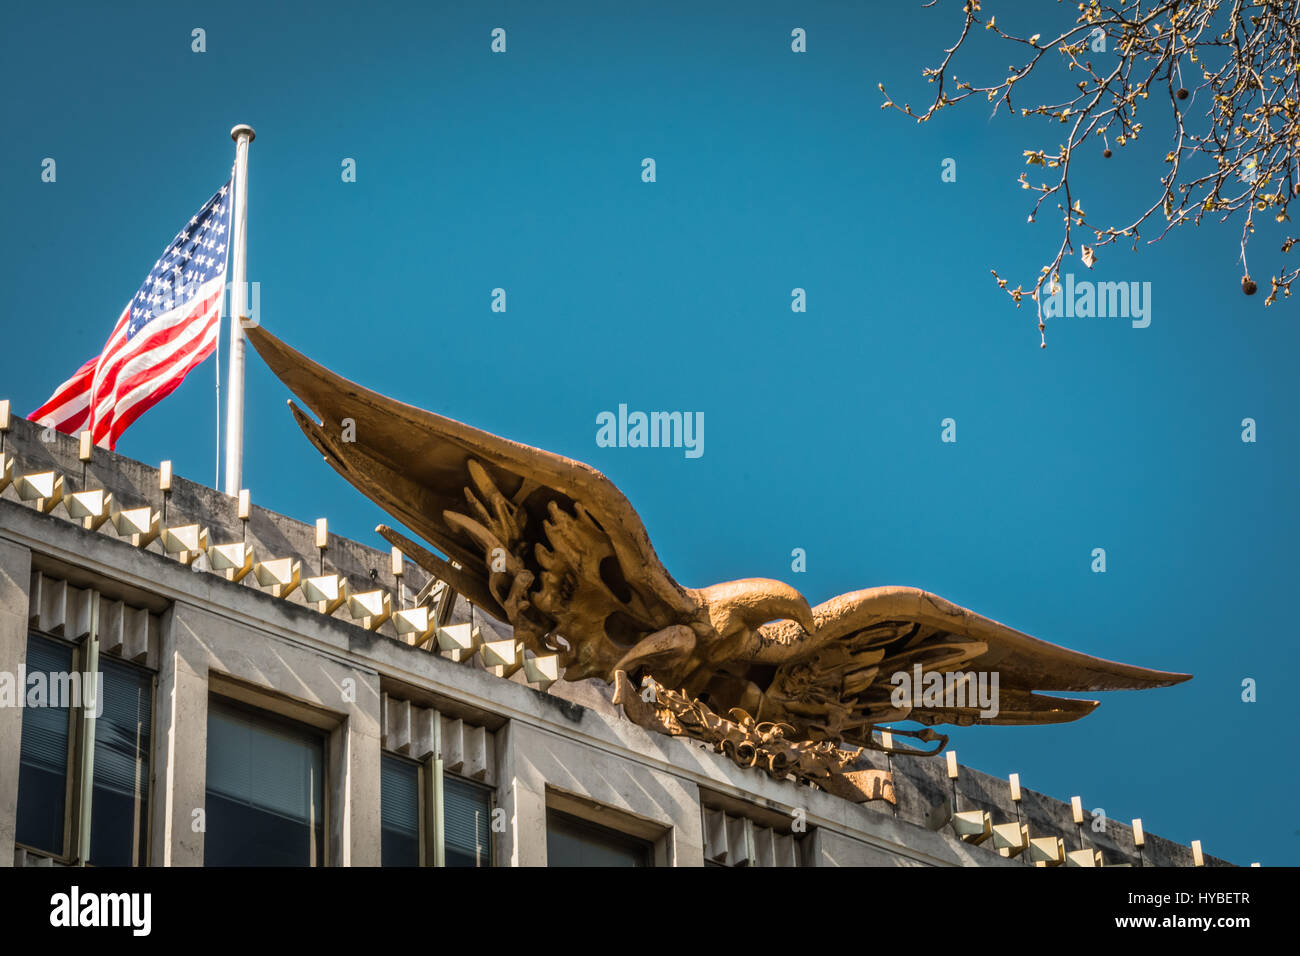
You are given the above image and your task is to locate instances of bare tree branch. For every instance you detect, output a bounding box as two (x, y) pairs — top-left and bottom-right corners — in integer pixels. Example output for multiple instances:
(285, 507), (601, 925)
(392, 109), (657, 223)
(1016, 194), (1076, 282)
(882, 0), (1300, 345)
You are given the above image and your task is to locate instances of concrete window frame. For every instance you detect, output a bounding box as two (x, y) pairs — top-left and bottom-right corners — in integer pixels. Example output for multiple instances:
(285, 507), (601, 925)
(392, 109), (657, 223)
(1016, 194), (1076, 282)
(204, 676), (341, 867)
(545, 787), (670, 867)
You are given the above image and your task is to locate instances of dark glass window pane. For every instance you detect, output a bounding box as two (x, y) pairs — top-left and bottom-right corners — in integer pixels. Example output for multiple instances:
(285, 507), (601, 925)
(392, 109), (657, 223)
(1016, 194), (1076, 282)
(204, 701), (324, 866)
(381, 755), (420, 867)
(90, 657), (152, 866)
(16, 635), (75, 856)
(445, 776), (491, 868)
(546, 809), (651, 867)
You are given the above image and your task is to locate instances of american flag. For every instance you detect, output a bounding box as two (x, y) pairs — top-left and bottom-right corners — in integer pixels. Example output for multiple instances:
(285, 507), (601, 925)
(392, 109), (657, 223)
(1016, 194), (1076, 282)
(30, 179), (234, 450)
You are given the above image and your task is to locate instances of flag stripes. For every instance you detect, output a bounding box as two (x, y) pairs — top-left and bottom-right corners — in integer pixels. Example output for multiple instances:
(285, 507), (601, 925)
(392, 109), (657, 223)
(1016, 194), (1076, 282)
(28, 180), (233, 450)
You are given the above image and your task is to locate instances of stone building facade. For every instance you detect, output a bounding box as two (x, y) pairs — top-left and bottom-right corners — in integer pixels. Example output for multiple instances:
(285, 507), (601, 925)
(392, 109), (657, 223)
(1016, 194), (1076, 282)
(0, 412), (1228, 867)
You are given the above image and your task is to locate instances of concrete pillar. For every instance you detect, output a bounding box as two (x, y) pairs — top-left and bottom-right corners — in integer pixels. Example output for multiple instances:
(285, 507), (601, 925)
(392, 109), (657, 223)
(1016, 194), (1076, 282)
(332, 689), (384, 867)
(150, 604), (209, 866)
(0, 538), (32, 865)
(496, 721), (548, 866)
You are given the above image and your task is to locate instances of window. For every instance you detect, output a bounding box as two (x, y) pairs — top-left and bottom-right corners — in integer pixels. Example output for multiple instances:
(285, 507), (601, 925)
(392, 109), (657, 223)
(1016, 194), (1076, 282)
(89, 656), (153, 866)
(380, 755), (492, 867)
(15, 634), (75, 858)
(15, 632), (154, 865)
(381, 755), (421, 866)
(204, 698), (325, 866)
(546, 809), (652, 867)
(444, 776), (491, 867)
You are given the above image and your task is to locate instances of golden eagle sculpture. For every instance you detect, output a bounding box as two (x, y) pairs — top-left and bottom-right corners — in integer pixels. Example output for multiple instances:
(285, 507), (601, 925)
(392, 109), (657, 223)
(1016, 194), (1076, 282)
(246, 325), (1189, 803)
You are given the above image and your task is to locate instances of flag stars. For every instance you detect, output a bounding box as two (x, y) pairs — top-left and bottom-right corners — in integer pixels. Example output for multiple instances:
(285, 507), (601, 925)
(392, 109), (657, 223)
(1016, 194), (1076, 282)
(115, 180), (232, 342)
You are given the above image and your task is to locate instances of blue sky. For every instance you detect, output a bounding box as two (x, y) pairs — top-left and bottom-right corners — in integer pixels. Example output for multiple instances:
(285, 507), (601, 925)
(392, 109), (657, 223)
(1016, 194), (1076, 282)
(2, 1), (1295, 865)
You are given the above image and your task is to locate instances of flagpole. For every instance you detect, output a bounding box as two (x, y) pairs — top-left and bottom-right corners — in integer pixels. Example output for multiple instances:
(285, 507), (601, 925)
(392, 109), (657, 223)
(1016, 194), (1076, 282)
(223, 124), (255, 496)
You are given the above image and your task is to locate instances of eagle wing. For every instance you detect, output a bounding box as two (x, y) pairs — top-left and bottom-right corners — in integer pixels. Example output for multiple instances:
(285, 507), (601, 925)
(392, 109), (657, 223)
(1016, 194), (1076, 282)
(753, 586), (1190, 743)
(244, 325), (699, 670)
(245, 325), (1190, 725)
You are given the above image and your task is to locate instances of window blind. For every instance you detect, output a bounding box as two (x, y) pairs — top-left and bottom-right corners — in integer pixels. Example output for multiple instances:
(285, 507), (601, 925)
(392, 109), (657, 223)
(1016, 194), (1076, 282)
(90, 656), (152, 866)
(444, 775), (490, 867)
(17, 636), (74, 771)
(204, 701), (326, 866)
(15, 635), (75, 855)
(380, 755), (420, 867)
(206, 704), (323, 821)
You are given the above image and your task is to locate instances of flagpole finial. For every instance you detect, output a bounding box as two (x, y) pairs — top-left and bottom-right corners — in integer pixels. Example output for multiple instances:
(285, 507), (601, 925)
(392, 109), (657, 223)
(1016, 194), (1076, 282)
(230, 124), (256, 143)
